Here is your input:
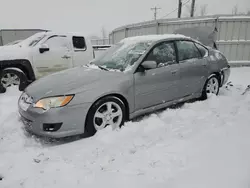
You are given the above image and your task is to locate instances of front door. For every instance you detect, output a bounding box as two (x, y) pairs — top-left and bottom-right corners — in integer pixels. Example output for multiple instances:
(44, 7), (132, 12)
(33, 35), (73, 78)
(176, 40), (209, 96)
(134, 41), (181, 111)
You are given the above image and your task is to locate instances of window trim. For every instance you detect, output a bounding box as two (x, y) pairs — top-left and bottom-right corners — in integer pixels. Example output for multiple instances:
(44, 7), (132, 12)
(135, 40), (178, 72)
(42, 35), (70, 49)
(193, 42), (209, 58)
(72, 36), (87, 52)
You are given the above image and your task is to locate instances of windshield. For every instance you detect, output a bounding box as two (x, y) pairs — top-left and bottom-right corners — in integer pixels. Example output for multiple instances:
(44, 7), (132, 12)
(5, 40), (22, 46)
(18, 32), (46, 47)
(91, 41), (152, 71)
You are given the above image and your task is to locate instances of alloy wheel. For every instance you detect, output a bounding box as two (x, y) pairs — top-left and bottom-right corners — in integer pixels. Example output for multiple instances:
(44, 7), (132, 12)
(206, 77), (219, 94)
(0, 73), (20, 88)
(93, 101), (123, 131)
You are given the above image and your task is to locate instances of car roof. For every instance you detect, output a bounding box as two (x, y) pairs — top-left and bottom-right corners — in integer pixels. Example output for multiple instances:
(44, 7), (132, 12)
(42, 31), (87, 37)
(120, 34), (191, 44)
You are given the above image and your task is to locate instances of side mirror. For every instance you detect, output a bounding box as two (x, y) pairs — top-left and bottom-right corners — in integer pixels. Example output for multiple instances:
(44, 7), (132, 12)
(141, 60), (157, 70)
(39, 43), (49, 53)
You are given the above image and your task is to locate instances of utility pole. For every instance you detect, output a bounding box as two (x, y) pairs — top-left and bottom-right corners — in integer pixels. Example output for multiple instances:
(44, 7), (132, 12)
(190, 0), (196, 17)
(178, 0), (182, 18)
(151, 6), (161, 20)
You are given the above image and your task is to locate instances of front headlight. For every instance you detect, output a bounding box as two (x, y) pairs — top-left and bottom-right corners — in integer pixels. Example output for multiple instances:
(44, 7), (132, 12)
(34, 95), (74, 110)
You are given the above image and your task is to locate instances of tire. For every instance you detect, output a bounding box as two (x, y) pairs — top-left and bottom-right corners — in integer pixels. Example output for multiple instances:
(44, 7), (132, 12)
(200, 75), (220, 100)
(85, 96), (126, 136)
(0, 69), (28, 93)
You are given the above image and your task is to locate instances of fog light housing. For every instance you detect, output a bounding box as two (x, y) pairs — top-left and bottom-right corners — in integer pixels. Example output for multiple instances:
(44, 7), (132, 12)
(43, 123), (62, 132)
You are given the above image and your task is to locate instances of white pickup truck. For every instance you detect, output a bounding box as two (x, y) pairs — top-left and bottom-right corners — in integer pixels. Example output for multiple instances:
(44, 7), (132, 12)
(0, 31), (94, 93)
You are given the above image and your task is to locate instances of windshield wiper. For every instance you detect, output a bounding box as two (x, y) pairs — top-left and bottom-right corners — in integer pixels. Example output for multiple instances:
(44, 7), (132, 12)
(97, 65), (109, 71)
(84, 63), (109, 71)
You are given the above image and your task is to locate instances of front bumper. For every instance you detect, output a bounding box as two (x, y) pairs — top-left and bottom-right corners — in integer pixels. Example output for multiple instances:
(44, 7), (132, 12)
(220, 65), (230, 86)
(19, 101), (92, 138)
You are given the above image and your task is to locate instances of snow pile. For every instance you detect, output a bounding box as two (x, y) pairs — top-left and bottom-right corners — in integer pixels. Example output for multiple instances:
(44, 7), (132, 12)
(0, 68), (250, 188)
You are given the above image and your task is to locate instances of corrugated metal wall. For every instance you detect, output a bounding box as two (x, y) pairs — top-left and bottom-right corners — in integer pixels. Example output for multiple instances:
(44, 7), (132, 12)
(0, 31), (3, 46)
(0, 29), (46, 45)
(108, 15), (250, 64)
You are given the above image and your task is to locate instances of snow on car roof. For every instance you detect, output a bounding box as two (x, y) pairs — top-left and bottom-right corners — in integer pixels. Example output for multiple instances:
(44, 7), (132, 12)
(120, 34), (190, 44)
(40, 31), (87, 37)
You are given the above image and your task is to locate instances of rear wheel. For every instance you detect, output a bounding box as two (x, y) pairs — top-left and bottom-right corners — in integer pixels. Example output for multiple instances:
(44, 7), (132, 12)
(0, 69), (28, 93)
(200, 75), (220, 100)
(85, 96), (126, 136)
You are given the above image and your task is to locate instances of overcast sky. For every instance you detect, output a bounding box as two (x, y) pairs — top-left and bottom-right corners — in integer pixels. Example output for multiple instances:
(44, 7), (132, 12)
(0, 0), (249, 37)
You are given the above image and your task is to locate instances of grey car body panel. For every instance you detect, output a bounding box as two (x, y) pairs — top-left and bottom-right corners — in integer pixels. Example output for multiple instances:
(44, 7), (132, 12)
(25, 66), (135, 114)
(20, 35), (230, 138)
(19, 101), (92, 138)
(134, 63), (182, 111)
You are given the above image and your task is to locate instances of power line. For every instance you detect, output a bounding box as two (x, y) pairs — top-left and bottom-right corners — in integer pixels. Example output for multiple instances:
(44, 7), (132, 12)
(151, 6), (161, 20)
(161, 0), (191, 19)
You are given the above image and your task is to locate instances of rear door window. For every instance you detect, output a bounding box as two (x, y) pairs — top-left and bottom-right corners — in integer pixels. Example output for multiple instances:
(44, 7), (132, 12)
(176, 40), (201, 61)
(72, 36), (86, 50)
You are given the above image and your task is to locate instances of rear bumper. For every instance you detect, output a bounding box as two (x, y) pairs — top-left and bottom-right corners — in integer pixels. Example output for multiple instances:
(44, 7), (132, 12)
(220, 65), (230, 86)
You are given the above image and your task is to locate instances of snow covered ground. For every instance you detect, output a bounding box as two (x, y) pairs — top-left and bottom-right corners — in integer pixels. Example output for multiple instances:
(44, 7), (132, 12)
(1, 67), (250, 188)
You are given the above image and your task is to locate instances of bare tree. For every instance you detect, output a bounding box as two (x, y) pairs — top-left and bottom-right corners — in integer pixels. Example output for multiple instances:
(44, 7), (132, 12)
(200, 4), (208, 16)
(232, 5), (238, 15)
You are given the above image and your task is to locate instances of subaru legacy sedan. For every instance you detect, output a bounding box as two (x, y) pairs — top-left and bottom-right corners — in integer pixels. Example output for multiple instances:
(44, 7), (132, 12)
(18, 34), (230, 138)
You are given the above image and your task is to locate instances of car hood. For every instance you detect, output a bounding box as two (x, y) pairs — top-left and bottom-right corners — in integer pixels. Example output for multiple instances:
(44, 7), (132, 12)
(26, 66), (126, 101)
(0, 45), (30, 61)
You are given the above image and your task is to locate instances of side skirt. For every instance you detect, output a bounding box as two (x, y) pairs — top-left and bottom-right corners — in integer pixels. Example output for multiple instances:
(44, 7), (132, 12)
(129, 93), (201, 120)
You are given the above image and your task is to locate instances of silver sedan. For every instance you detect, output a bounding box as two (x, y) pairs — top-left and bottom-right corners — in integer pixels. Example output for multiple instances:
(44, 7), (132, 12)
(18, 34), (230, 138)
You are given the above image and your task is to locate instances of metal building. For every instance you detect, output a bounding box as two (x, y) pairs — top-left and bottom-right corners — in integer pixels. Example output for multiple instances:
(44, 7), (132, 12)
(0, 29), (47, 46)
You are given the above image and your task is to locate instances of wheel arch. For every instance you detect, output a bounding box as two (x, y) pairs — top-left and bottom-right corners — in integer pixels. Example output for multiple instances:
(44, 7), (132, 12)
(85, 93), (130, 128)
(209, 72), (222, 87)
(0, 59), (36, 82)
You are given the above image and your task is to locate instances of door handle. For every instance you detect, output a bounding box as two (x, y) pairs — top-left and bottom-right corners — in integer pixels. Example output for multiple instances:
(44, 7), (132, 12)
(62, 55), (71, 59)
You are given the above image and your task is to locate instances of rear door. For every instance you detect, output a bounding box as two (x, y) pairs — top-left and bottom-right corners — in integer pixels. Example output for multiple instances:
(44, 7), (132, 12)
(71, 36), (92, 67)
(176, 40), (209, 97)
(134, 41), (181, 111)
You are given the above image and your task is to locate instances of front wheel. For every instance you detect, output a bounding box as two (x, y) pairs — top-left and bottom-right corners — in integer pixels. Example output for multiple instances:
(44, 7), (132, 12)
(200, 75), (220, 100)
(85, 96), (126, 136)
(0, 69), (28, 93)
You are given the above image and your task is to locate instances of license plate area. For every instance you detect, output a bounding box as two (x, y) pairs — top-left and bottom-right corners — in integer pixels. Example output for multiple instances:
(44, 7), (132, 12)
(19, 99), (30, 111)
